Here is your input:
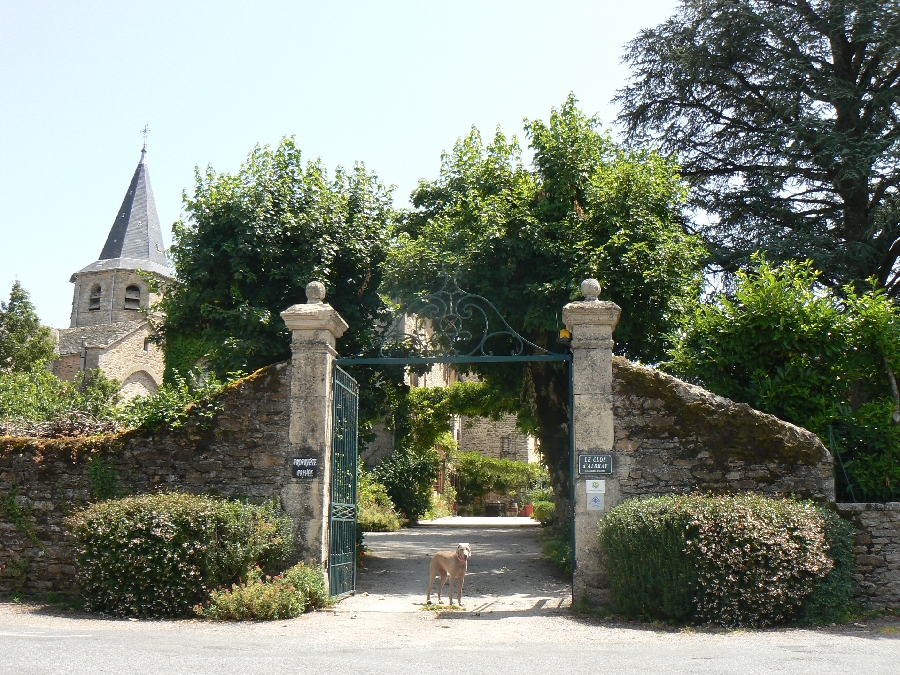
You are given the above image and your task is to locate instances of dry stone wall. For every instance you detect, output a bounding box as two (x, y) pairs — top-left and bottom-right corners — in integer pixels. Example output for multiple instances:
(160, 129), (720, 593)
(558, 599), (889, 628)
(0, 362), (292, 596)
(612, 357), (834, 501)
(836, 503), (900, 610)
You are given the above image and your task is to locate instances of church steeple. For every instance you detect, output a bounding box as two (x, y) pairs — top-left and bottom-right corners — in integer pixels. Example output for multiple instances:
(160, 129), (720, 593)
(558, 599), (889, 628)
(97, 147), (169, 270)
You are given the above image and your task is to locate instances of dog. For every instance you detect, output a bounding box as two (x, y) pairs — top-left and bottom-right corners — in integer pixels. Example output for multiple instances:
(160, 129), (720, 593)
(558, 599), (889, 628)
(426, 543), (472, 606)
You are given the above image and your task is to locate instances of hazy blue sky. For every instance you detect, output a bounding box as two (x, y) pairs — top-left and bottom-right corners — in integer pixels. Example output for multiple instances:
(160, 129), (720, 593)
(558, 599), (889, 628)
(1, 0), (676, 328)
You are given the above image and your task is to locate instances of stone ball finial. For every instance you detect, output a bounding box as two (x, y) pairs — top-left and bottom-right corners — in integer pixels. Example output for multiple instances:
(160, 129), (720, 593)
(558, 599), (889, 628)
(581, 278), (601, 302)
(306, 281), (326, 304)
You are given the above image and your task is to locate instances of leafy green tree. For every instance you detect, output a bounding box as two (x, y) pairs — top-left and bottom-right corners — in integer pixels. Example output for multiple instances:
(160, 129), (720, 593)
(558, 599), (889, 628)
(0, 368), (120, 423)
(616, 0), (900, 293)
(667, 256), (900, 500)
(158, 137), (400, 428)
(0, 280), (57, 373)
(387, 96), (706, 517)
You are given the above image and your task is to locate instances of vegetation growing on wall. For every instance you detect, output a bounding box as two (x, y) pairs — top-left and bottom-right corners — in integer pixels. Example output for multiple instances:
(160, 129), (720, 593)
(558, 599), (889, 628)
(452, 451), (545, 507)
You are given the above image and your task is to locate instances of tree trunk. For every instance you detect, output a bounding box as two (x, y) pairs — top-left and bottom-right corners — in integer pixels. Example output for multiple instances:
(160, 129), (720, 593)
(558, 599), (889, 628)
(884, 356), (900, 425)
(527, 359), (572, 525)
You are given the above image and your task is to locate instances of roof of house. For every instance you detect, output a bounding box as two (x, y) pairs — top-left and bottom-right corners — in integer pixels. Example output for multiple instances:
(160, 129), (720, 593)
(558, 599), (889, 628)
(56, 321), (147, 354)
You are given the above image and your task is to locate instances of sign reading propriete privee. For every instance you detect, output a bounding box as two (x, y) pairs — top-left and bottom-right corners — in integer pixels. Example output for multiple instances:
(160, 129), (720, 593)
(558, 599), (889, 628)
(292, 457), (318, 478)
(578, 453), (613, 476)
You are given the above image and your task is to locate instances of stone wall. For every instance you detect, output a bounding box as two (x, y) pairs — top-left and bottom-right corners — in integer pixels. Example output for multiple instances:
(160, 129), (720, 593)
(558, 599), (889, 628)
(836, 503), (900, 610)
(0, 362), (292, 596)
(458, 415), (531, 463)
(612, 357), (834, 501)
(53, 320), (165, 397)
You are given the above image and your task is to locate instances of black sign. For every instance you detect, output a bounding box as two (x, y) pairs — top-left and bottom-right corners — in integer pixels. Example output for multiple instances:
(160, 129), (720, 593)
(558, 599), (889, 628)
(578, 454), (613, 476)
(292, 457), (318, 478)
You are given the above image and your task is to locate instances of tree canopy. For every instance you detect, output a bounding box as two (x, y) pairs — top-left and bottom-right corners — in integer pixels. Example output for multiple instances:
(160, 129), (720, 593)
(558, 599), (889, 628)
(387, 96), (706, 514)
(0, 280), (56, 373)
(666, 256), (900, 500)
(158, 137), (400, 427)
(616, 0), (900, 293)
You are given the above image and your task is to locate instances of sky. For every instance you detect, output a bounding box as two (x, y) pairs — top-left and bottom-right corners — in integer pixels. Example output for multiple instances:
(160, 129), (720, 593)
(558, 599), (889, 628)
(0, 0), (677, 328)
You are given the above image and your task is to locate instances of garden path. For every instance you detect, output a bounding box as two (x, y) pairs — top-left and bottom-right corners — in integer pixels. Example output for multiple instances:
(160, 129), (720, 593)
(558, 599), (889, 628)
(338, 516), (572, 615)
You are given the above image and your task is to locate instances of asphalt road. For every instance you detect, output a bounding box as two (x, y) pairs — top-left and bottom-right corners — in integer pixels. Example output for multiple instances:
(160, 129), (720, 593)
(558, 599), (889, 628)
(1, 518), (898, 675)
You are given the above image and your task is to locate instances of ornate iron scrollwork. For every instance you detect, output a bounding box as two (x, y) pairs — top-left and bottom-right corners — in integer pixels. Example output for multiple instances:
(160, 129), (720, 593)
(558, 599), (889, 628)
(378, 274), (559, 358)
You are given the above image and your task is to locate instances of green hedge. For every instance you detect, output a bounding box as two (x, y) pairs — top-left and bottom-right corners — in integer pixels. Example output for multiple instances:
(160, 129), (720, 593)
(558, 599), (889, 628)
(597, 494), (856, 627)
(67, 492), (294, 618)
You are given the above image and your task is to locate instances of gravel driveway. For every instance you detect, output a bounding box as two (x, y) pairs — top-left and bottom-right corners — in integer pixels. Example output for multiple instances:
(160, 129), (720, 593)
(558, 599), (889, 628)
(343, 516), (571, 614)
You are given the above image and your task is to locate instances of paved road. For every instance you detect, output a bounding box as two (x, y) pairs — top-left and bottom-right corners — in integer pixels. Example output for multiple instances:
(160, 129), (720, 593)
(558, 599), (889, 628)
(1, 518), (898, 675)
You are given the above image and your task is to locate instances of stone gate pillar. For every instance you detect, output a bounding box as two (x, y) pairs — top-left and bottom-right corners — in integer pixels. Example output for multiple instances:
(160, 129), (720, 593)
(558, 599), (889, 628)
(562, 279), (621, 607)
(280, 281), (348, 567)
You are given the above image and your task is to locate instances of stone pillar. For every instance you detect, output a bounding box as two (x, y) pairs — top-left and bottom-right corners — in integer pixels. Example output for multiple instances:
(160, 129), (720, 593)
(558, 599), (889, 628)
(280, 281), (348, 568)
(562, 279), (621, 607)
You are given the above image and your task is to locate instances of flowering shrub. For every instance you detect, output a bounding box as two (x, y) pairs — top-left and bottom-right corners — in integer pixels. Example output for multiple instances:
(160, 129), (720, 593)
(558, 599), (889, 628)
(195, 562), (327, 621)
(67, 492), (294, 618)
(598, 494), (856, 627)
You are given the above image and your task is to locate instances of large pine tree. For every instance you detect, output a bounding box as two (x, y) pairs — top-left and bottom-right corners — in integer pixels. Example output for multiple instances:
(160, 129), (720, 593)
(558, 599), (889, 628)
(616, 0), (900, 293)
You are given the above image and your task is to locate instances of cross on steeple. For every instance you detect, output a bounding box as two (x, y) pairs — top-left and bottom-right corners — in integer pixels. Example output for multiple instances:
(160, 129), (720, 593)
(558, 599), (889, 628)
(141, 124), (150, 152)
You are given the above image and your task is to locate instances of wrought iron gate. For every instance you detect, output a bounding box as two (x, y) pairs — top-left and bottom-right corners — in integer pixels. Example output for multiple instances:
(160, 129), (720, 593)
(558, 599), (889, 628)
(329, 365), (358, 597)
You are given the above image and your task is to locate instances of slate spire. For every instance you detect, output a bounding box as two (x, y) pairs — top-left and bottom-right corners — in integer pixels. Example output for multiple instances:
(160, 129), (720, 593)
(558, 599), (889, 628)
(98, 148), (168, 268)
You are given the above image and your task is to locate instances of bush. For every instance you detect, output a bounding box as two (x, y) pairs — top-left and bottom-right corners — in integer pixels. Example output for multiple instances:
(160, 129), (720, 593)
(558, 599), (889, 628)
(597, 494), (855, 628)
(531, 501), (555, 525)
(67, 492), (294, 618)
(374, 445), (440, 523)
(452, 451), (545, 506)
(0, 368), (120, 423)
(357, 470), (402, 532)
(195, 562), (327, 621)
(541, 525), (573, 576)
(115, 369), (242, 431)
(422, 484), (456, 521)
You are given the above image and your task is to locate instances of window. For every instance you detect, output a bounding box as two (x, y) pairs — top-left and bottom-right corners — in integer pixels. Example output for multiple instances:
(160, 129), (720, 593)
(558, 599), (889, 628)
(89, 284), (101, 310)
(125, 285), (141, 310)
(143, 338), (151, 351)
(501, 435), (515, 459)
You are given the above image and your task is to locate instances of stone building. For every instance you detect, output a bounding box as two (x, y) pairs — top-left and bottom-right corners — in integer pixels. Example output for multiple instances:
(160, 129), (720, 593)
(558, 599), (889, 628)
(52, 146), (171, 398)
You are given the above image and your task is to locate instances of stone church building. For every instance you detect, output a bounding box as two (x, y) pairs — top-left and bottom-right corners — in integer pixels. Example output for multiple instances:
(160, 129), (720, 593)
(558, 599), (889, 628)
(52, 146), (171, 398)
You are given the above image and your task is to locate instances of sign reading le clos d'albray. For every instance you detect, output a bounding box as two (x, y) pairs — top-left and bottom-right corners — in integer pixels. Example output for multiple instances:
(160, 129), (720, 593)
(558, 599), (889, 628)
(578, 453), (613, 476)
(292, 457), (318, 478)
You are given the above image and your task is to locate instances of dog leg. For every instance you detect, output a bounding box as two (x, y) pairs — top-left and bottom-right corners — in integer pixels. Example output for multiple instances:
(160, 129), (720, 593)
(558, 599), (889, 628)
(426, 574), (436, 605)
(437, 570), (448, 604)
(457, 575), (465, 606)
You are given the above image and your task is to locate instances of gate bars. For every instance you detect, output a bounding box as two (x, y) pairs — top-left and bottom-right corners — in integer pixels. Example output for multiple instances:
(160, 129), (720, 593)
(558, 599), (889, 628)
(329, 365), (359, 597)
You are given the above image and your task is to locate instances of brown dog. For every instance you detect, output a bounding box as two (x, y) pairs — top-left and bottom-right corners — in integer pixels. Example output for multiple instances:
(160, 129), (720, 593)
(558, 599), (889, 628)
(426, 543), (472, 606)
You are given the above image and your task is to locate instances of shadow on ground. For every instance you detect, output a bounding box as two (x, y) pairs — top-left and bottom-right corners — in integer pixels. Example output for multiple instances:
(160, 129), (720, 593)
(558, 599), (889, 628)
(339, 516), (572, 615)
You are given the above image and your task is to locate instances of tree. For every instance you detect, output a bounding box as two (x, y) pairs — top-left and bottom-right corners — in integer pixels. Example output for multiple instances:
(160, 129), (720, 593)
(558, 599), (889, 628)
(666, 256), (900, 500)
(158, 138), (401, 429)
(616, 0), (900, 293)
(387, 96), (706, 518)
(0, 280), (57, 373)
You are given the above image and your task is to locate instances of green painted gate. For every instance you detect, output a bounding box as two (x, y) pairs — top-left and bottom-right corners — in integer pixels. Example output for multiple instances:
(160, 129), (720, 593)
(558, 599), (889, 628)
(329, 365), (358, 598)
(330, 273), (573, 599)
